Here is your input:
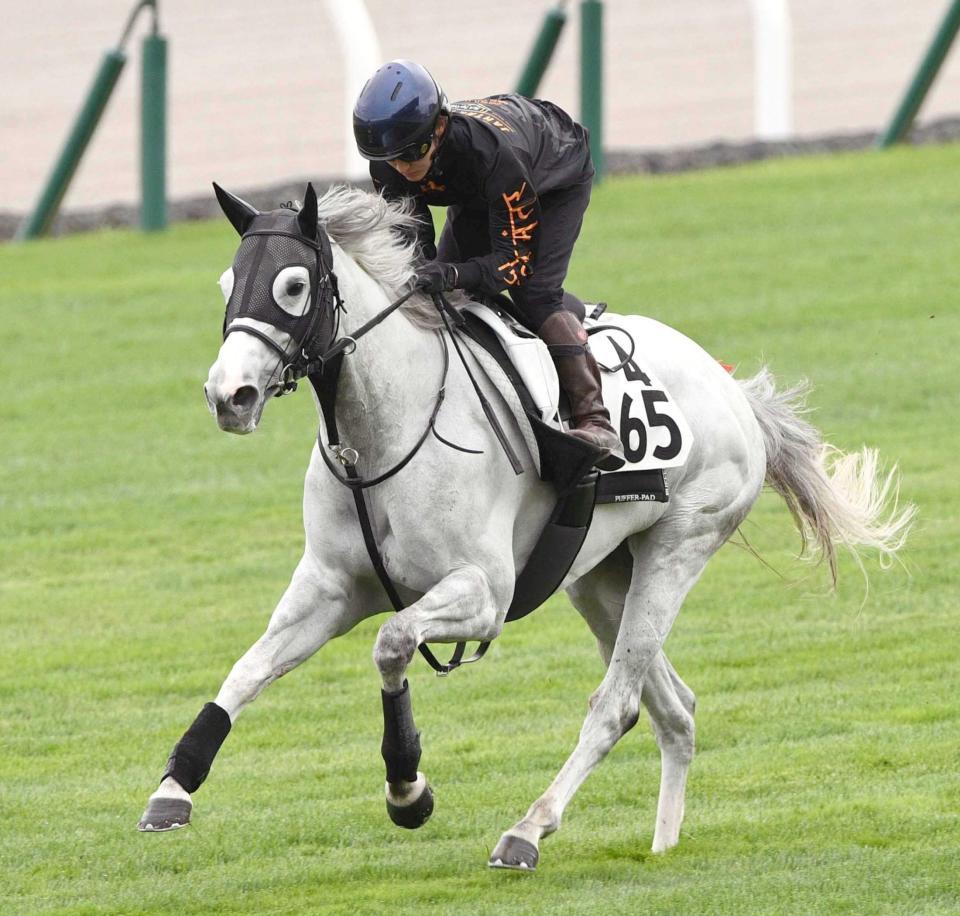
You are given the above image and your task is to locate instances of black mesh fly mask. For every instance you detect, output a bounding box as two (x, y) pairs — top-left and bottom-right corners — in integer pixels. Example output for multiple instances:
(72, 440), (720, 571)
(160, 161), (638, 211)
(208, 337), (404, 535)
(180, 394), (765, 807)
(215, 182), (341, 391)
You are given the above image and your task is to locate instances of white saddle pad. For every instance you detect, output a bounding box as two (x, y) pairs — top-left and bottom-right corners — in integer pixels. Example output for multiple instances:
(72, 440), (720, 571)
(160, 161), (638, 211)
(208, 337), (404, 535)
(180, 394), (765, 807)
(461, 303), (559, 423)
(461, 304), (694, 475)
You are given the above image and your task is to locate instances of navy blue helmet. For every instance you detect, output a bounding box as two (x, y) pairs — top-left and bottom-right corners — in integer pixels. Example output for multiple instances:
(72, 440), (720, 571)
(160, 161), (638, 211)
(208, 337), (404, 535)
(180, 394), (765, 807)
(353, 60), (447, 162)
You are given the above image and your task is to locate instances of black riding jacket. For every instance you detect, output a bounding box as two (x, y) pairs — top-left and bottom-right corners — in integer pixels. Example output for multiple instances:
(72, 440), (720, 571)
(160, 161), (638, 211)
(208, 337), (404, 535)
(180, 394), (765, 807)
(370, 94), (594, 295)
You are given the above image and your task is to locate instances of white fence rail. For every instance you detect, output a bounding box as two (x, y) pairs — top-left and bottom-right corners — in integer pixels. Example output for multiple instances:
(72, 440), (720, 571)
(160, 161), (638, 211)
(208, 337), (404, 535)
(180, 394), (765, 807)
(749, 0), (793, 139)
(324, 0), (381, 181)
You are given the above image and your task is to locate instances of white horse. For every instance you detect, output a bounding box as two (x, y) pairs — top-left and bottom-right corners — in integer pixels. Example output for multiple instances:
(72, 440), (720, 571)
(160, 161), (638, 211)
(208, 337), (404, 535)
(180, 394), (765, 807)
(139, 184), (914, 870)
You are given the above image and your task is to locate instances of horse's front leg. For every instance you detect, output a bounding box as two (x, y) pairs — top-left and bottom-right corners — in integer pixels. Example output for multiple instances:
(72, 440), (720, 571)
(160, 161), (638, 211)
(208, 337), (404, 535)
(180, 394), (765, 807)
(374, 564), (507, 829)
(137, 555), (366, 832)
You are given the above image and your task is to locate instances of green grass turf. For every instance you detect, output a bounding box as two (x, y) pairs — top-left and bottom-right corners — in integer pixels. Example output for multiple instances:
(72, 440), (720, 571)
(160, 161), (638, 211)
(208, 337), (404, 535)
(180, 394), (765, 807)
(1, 143), (958, 914)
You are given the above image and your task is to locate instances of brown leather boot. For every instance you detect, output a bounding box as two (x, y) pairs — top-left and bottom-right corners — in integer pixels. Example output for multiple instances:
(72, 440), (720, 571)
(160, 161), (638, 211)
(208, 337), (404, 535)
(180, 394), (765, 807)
(538, 310), (626, 471)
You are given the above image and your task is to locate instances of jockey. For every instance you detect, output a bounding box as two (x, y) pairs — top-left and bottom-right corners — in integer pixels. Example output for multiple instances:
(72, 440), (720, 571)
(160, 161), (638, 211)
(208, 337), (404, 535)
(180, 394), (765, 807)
(352, 59), (625, 470)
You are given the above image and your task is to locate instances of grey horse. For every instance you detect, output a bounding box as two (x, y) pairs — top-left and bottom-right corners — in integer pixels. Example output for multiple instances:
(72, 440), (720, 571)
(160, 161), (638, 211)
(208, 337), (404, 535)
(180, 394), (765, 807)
(139, 184), (913, 870)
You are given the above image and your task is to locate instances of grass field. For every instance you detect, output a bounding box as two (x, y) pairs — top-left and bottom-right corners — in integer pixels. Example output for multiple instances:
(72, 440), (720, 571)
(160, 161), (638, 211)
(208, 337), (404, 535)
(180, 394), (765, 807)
(2, 143), (958, 915)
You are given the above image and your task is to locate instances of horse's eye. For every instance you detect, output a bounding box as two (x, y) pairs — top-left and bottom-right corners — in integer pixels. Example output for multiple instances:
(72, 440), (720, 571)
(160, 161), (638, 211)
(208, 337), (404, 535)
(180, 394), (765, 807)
(273, 266), (310, 316)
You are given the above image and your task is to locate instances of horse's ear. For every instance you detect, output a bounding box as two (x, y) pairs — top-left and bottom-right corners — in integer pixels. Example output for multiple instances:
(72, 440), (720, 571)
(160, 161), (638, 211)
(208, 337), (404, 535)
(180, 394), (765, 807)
(297, 183), (319, 241)
(213, 182), (259, 236)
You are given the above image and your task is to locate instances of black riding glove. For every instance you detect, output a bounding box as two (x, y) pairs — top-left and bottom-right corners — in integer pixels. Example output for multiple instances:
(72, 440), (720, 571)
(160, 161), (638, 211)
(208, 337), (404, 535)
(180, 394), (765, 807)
(414, 261), (459, 294)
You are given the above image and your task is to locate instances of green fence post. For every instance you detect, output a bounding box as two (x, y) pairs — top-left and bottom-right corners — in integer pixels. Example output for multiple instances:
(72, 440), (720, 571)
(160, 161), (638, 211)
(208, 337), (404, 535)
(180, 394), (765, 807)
(141, 30), (167, 231)
(580, 0), (603, 181)
(515, 3), (568, 97)
(877, 0), (960, 148)
(15, 50), (127, 240)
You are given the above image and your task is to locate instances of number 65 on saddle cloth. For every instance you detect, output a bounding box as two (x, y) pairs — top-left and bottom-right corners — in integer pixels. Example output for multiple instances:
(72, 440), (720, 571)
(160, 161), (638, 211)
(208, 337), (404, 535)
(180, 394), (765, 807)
(460, 303), (694, 483)
(587, 315), (695, 474)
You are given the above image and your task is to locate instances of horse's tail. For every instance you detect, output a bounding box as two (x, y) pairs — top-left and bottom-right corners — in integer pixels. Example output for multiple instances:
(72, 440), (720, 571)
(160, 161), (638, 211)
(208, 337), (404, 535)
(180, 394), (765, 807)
(738, 367), (916, 586)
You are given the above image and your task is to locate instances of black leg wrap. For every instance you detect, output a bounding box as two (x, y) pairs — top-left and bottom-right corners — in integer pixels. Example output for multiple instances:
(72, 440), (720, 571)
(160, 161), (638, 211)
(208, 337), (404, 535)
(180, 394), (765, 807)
(161, 702), (232, 793)
(381, 680), (421, 784)
(386, 784), (434, 830)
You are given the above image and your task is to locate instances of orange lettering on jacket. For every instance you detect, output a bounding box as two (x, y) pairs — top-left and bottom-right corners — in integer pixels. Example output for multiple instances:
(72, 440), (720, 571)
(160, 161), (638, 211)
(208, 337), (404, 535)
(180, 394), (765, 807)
(498, 182), (538, 285)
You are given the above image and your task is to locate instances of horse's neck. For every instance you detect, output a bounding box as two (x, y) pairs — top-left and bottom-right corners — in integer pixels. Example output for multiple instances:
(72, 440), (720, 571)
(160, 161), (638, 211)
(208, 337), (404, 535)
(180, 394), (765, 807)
(326, 250), (440, 458)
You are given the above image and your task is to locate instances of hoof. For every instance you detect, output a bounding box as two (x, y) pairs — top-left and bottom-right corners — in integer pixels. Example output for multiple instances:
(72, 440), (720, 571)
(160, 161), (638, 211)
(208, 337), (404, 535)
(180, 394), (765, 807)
(386, 777), (434, 830)
(137, 796), (192, 832)
(488, 834), (539, 871)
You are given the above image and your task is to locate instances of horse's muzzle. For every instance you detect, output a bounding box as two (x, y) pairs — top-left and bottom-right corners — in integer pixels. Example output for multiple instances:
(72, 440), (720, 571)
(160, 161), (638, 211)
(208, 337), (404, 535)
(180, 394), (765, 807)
(205, 383), (262, 434)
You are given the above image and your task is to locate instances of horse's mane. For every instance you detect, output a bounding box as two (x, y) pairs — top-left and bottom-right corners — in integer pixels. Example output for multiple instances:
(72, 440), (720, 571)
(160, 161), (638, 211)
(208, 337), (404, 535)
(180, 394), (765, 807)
(316, 185), (458, 328)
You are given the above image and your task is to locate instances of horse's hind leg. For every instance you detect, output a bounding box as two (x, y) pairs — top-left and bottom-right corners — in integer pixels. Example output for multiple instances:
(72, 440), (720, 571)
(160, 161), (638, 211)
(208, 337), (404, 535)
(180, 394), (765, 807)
(490, 519), (719, 871)
(138, 555), (363, 832)
(645, 653), (695, 852)
(567, 548), (696, 854)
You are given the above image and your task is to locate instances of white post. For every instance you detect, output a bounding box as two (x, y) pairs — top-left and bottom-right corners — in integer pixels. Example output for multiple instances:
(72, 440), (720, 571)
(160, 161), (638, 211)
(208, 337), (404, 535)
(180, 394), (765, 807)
(325, 0), (382, 180)
(748, 0), (793, 140)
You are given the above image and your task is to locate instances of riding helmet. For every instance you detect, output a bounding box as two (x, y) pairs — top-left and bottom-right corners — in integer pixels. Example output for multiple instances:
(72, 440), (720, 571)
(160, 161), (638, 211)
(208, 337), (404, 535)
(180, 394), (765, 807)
(353, 60), (448, 161)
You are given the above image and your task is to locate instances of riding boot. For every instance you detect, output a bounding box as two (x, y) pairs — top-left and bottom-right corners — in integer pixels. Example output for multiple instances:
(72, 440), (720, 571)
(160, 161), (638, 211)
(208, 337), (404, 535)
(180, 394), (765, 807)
(538, 310), (626, 471)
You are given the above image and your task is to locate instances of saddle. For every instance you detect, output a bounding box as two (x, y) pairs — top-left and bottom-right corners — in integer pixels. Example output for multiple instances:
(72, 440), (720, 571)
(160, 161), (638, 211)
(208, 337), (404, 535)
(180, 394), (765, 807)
(453, 295), (673, 624)
(456, 295), (670, 502)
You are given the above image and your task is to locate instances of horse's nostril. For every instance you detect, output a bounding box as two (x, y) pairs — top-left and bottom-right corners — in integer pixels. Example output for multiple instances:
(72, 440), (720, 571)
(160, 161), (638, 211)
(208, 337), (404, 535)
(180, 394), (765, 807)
(230, 385), (259, 411)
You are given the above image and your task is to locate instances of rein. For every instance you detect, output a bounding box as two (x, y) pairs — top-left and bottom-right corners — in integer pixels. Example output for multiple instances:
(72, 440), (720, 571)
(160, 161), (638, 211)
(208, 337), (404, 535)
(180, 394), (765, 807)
(283, 286), (418, 390)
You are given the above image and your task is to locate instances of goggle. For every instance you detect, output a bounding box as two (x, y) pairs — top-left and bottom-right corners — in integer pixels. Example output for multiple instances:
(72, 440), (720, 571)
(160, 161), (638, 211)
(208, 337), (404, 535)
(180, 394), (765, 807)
(391, 134), (434, 163)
